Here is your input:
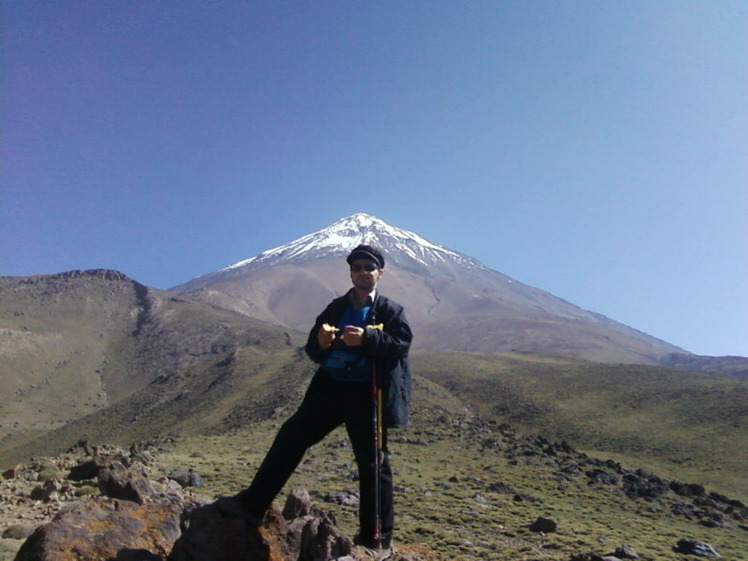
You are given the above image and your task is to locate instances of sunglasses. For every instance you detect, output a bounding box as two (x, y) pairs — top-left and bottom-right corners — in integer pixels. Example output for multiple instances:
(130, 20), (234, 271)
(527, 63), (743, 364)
(350, 263), (379, 272)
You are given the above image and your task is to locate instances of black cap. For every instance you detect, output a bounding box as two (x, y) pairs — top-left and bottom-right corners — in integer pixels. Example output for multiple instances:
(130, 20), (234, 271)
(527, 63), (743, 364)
(346, 244), (385, 269)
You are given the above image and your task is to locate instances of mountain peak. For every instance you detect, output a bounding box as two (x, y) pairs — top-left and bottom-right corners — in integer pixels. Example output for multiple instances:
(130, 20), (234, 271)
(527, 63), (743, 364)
(222, 213), (484, 274)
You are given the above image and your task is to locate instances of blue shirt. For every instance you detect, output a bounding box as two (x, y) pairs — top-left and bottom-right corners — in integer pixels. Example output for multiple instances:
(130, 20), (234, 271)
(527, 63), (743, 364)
(324, 304), (372, 381)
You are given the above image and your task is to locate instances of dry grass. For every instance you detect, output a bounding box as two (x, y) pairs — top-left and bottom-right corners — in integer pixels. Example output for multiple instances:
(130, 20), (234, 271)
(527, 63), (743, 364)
(153, 403), (748, 561)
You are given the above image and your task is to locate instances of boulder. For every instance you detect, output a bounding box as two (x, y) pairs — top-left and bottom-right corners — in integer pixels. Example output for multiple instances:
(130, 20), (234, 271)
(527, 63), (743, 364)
(586, 469), (619, 486)
(2, 466), (20, 480)
(67, 456), (112, 482)
(13, 497), (182, 561)
(282, 487), (313, 520)
(487, 481), (515, 494)
(324, 489), (360, 507)
(98, 461), (154, 504)
(622, 471), (669, 499)
(613, 545), (639, 559)
(298, 515), (355, 561)
(167, 469), (203, 489)
(29, 480), (61, 503)
(167, 503), (278, 561)
(528, 516), (557, 533)
(673, 539), (720, 558)
(670, 481), (706, 498)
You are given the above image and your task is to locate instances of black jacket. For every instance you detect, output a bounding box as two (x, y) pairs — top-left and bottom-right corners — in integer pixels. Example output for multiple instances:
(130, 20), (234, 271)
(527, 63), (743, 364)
(305, 289), (413, 429)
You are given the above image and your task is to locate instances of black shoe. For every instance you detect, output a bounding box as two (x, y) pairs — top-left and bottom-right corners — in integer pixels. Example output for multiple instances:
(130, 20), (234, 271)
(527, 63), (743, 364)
(214, 496), (264, 526)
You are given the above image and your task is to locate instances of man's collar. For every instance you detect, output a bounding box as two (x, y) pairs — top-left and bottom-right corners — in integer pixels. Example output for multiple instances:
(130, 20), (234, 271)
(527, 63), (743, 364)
(349, 289), (376, 308)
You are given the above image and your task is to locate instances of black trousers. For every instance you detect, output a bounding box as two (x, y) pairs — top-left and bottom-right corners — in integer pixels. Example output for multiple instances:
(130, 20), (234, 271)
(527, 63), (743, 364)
(236, 376), (393, 549)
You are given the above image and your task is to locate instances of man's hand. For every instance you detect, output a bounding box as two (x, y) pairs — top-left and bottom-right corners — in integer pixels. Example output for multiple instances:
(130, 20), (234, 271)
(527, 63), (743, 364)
(340, 325), (364, 346)
(318, 323), (338, 350)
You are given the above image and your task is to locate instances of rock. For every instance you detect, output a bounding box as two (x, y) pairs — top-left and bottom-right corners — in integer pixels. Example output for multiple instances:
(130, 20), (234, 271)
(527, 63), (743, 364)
(528, 516), (557, 533)
(66, 439), (98, 457)
(10, 456), (427, 561)
(13, 497), (182, 561)
(129, 443), (158, 466)
(487, 481), (515, 494)
(622, 471), (669, 499)
(699, 511), (729, 529)
(283, 487), (313, 519)
(670, 481), (706, 498)
(2, 466), (19, 479)
(512, 493), (539, 503)
(284, 514), (317, 557)
(167, 468), (202, 489)
(167, 503), (274, 561)
(613, 544), (639, 559)
(98, 460), (154, 504)
(67, 456), (110, 481)
(29, 480), (60, 502)
(324, 488), (360, 507)
(298, 515), (355, 561)
(673, 539), (721, 558)
(586, 469), (619, 486)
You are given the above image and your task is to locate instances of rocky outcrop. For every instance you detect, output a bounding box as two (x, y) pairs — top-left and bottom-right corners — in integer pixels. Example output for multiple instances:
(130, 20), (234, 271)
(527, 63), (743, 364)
(449, 418), (748, 530)
(166, 503), (278, 561)
(2, 426), (743, 561)
(3, 442), (423, 561)
(14, 497), (182, 561)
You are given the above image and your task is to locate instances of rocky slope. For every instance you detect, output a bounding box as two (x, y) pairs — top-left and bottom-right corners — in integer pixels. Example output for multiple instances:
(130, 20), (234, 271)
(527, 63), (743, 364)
(1, 402), (746, 561)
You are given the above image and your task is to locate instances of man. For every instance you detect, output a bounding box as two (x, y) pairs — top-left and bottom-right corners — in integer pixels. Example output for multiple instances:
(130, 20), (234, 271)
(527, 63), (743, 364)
(216, 244), (413, 561)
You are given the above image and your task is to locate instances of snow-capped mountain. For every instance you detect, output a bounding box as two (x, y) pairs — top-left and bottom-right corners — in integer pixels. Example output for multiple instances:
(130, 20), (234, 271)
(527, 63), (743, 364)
(222, 213), (484, 275)
(173, 213), (686, 364)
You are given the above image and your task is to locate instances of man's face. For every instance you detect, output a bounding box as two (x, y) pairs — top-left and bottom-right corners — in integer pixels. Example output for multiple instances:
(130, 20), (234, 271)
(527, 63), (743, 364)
(349, 259), (382, 292)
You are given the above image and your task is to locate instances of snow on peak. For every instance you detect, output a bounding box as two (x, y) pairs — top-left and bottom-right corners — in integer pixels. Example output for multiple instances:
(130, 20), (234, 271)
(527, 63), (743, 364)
(223, 213), (483, 272)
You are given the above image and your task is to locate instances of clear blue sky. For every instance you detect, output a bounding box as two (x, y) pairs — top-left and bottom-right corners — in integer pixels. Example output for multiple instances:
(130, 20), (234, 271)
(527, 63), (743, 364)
(2, 1), (746, 357)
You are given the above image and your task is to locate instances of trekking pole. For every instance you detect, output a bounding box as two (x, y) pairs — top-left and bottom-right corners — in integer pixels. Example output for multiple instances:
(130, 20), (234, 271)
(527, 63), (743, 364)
(371, 358), (383, 549)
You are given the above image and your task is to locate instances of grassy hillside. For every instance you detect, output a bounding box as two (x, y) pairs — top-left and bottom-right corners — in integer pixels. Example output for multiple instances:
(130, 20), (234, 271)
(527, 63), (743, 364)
(0, 340), (312, 468)
(414, 351), (748, 499)
(0, 270), (311, 465)
(4, 390), (744, 561)
(0, 271), (144, 435)
(2, 346), (747, 560)
(1, 271), (745, 521)
(3, 333), (745, 504)
(140, 399), (748, 561)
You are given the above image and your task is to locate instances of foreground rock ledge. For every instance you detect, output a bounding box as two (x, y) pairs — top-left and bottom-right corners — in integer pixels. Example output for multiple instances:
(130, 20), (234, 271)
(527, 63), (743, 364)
(4, 442), (430, 561)
(14, 497), (182, 561)
(12, 488), (425, 561)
